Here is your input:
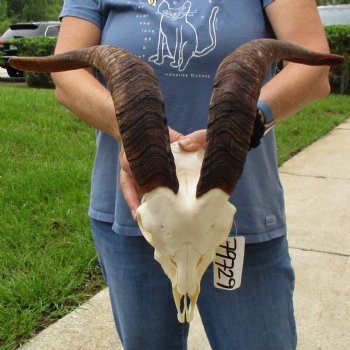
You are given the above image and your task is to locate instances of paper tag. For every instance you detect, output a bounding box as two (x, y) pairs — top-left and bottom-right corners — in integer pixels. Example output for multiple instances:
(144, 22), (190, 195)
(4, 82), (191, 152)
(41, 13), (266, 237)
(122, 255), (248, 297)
(213, 236), (245, 290)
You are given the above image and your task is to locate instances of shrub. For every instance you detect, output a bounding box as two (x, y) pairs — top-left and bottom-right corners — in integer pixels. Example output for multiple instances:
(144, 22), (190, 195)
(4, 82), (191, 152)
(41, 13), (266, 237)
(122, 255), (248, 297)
(7, 36), (57, 88)
(325, 25), (350, 94)
(15, 36), (57, 57)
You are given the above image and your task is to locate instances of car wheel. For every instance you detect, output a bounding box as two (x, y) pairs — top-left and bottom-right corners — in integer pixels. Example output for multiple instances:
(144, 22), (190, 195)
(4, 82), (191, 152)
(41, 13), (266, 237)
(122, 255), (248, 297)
(7, 67), (24, 78)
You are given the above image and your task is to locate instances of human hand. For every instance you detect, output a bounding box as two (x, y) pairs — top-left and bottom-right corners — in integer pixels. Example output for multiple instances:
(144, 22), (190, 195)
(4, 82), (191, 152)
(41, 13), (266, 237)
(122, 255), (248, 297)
(119, 127), (184, 219)
(178, 129), (207, 152)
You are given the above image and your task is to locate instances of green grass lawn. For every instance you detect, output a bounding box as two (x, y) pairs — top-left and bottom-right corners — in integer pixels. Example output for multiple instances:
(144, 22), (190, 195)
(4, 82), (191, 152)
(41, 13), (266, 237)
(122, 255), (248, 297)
(0, 85), (349, 350)
(0, 86), (105, 350)
(275, 95), (350, 164)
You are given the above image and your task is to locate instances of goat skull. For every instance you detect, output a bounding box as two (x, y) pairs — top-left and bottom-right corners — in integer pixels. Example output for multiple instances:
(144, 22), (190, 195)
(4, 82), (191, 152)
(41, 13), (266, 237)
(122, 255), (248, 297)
(137, 143), (236, 322)
(9, 39), (344, 323)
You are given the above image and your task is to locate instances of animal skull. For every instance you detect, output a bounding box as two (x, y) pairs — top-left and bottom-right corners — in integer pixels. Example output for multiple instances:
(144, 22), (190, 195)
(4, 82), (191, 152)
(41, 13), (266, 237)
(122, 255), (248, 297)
(137, 142), (236, 322)
(9, 39), (343, 323)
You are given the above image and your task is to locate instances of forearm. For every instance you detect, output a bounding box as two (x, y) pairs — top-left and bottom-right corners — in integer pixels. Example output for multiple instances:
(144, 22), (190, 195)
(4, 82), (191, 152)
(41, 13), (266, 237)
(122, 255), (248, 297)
(51, 16), (120, 139)
(260, 63), (330, 120)
(52, 69), (120, 140)
(263, 0), (331, 120)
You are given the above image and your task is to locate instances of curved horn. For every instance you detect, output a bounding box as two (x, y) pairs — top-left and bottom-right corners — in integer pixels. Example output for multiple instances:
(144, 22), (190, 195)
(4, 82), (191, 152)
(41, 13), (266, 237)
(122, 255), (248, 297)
(10, 46), (179, 194)
(196, 38), (344, 198)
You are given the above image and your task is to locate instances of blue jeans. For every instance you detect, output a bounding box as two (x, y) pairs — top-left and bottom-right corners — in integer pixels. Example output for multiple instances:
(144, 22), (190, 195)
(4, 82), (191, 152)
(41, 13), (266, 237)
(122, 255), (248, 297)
(91, 219), (297, 350)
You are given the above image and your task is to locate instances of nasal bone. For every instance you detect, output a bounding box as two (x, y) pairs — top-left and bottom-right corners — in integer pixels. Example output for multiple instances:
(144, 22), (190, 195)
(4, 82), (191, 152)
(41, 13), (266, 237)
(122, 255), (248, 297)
(175, 243), (199, 296)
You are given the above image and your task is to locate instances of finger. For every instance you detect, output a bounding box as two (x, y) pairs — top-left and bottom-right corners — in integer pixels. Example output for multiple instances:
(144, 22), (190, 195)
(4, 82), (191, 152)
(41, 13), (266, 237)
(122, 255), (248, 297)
(179, 129), (207, 151)
(119, 169), (140, 219)
(119, 147), (132, 175)
(169, 127), (184, 143)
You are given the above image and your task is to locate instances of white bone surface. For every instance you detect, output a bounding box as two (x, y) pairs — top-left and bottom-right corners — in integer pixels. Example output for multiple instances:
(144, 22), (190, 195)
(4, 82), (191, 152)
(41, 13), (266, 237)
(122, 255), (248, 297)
(137, 142), (236, 322)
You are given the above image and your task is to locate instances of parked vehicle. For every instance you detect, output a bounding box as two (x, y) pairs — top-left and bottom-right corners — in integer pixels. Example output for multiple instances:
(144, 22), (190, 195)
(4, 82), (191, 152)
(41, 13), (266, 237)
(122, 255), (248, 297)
(318, 5), (350, 26)
(0, 21), (60, 77)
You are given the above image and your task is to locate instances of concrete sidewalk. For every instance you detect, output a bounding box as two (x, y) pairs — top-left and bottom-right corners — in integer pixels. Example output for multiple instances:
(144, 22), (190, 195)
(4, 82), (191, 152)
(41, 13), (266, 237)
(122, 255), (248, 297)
(20, 120), (350, 350)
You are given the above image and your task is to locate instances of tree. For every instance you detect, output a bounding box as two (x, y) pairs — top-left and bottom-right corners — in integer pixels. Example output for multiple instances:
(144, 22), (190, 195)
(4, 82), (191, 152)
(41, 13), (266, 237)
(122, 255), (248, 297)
(0, 0), (7, 20)
(7, 0), (26, 19)
(0, 0), (63, 34)
(22, 0), (49, 22)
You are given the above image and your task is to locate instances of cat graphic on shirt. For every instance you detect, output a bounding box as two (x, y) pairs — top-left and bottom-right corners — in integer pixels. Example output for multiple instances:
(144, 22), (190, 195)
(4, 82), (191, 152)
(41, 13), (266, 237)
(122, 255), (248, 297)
(149, 0), (219, 72)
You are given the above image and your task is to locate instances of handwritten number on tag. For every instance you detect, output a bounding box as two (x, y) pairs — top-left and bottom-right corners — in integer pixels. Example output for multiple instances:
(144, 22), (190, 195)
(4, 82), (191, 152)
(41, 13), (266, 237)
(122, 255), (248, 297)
(216, 277), (236, 290)
(214, 237), (245, 291)
(215, 258), (233, 270)
(215, 240), (236, 289)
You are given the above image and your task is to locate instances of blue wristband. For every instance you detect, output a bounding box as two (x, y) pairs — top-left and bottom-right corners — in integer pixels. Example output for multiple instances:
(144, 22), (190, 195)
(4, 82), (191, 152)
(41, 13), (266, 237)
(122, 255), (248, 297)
(257, 99), (274, 123)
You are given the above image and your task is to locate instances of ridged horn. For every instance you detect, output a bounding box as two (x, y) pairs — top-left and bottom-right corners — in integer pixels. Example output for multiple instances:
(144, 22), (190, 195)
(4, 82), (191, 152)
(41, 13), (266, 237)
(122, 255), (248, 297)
(196, 38), (344, 198)
(10, 46), (179, 194)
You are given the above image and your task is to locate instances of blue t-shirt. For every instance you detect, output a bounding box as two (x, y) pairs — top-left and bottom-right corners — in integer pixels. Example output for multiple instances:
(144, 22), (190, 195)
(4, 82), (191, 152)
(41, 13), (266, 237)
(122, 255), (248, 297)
(60, 0), (286, 243)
